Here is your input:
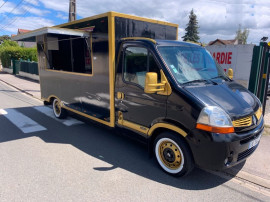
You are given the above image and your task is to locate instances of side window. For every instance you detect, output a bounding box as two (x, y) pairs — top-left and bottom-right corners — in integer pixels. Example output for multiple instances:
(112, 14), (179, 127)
(124, 47), (147, 87)
(47, 34), (92, 74)
(149, 52), (161, 82)
(123, 46), (160, 88)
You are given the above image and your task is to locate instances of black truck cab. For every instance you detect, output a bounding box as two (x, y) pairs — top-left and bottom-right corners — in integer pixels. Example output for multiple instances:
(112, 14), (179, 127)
(115, 39), (264, 176)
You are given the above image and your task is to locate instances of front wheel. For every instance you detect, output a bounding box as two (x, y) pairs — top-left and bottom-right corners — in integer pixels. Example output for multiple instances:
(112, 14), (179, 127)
(52, 98), (67, 119)
(154, 132), (194, 177)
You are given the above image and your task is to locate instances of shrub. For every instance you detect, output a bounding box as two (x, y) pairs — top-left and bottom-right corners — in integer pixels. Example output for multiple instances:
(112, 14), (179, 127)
(0, 40), (37, 68)
(1, 40), (19, 47)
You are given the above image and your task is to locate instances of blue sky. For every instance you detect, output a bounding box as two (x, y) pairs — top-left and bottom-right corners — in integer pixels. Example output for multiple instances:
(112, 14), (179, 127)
(0, 0), (269, 44)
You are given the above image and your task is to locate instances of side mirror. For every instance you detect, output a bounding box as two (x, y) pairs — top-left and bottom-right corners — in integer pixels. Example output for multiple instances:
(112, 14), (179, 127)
(228, 68), (233, 79)
(144, 72), (160, 94)
(144, 71), (172, 95)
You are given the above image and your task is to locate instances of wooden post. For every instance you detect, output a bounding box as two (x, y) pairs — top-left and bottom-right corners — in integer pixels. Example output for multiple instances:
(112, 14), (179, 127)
(69, 0), (76, 22)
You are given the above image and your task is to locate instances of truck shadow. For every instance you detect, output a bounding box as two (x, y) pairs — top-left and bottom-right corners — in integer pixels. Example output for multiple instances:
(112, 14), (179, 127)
(40, 113), (247, 190)
(0, 106), (245, 191)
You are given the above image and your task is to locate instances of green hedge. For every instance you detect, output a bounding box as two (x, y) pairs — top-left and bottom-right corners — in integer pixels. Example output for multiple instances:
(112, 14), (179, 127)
(0, 45), (37, 68)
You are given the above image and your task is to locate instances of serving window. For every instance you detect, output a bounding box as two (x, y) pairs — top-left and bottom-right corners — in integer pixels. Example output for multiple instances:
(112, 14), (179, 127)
(46, 34), (92, 74)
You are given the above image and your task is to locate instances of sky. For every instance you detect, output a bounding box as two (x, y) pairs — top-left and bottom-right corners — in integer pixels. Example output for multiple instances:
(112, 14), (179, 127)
(0, 0), (269, 44)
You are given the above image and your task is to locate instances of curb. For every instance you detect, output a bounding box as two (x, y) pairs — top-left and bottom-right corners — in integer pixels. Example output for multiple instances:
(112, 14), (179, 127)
(207, 169), (270, 190)
(223, 169), (270, 189)
(0, 78), (42, 101)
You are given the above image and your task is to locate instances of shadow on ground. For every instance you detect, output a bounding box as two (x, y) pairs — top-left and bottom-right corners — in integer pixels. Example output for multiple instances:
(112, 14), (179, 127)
(0, 106), (245, 191)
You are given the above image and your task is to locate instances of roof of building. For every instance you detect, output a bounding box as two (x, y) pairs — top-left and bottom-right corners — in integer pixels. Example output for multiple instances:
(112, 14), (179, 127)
(208, 39), (237, 45)
(17, 29), (31, 34)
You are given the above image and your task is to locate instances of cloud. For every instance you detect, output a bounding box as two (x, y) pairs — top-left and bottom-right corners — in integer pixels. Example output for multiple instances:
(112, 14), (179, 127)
(24, 0), (39, 6)
(0, 0), (269, 44)
(0, 0), (21, 14)
(0, 16), (54, 33)
(39, 0), (69, 13)
(56, 12), (68, 21)
(21, 5), (50, 16)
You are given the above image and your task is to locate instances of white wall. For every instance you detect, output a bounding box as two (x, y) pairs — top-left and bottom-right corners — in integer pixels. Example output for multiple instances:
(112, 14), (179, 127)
(206, 44), (255, 88)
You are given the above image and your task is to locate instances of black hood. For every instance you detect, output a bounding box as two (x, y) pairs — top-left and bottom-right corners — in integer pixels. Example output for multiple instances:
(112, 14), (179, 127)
(184, 81), (259, 119)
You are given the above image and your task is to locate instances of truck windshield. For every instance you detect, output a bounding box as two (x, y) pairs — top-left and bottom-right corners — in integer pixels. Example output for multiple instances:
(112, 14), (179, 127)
(157, 46), (228, 84)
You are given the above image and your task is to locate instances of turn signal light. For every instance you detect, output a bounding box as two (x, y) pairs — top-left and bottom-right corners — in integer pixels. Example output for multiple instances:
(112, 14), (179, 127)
(196, 123), (235, 134)
(255, 107), (262, 121)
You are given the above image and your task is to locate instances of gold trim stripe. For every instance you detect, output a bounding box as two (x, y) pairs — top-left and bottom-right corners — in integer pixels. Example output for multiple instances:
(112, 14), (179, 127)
(121, 37), (156, 44)
(111, 12), (178, 28)
(45, 69), (93, 77)
(63, 105), (112, 126)
(118, 119), (149, 134)
(108, 13), (115, 127)
(43, 95), (112, 127)
(148, 123), (187, 137)
(56, 11), (178, 29)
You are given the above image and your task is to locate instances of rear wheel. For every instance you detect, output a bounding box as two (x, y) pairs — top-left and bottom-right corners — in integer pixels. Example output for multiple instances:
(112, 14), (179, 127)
(43, 101), (50, 106)
(154, 132), (194, 177)
(52, 98), (67, 119)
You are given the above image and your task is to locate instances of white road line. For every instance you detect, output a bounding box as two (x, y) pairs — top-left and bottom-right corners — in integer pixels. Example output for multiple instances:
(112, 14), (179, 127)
(34, 106), (84, 126)
(0, 108), (47, 133)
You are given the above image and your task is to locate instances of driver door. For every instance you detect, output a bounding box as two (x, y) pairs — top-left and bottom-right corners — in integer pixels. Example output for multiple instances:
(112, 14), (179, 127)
(115, 44), (167, 132)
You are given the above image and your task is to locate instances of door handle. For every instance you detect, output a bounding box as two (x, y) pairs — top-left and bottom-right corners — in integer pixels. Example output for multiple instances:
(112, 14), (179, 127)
(117, 92), (125, 100)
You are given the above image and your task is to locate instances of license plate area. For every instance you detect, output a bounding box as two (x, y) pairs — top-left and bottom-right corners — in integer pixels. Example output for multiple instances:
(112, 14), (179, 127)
(248, 134), (261, 149)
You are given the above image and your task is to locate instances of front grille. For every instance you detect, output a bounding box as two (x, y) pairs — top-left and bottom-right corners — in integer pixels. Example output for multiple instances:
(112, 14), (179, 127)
(232, 116), (252, 127)
(240, 131), (261, 145)
(237, 145), (258, 162)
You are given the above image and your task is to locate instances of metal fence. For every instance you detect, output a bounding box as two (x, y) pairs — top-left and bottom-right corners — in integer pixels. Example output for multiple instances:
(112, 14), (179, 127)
(12, 59), (39, 75)
(20, 60), (39, 75)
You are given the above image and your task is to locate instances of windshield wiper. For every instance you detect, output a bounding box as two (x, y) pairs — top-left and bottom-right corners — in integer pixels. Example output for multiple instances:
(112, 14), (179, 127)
(211, 75), (229, 81)
(182, 79), (214, 85)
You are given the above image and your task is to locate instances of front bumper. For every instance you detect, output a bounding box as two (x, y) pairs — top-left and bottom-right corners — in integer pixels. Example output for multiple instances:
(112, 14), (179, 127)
(188, 117), (264, 170)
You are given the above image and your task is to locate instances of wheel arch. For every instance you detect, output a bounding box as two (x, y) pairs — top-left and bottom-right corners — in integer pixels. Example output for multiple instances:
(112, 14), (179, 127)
(148, 122), (193, 159)
(43, 95), (61, 105)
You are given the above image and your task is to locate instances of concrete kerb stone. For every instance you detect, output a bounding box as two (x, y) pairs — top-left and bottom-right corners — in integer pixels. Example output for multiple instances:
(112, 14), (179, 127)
(0, 75), (42, 101)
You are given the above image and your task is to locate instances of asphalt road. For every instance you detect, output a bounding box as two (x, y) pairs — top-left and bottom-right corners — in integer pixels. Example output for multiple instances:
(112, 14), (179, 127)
(0, 81), (269, 202)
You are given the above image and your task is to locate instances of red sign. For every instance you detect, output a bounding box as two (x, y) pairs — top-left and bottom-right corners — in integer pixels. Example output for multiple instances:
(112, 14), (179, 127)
(212, 52), (232, 64)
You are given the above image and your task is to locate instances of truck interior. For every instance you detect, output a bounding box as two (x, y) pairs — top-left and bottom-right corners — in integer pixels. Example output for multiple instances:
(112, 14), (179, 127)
(45, 34), (92, 74)
(12, 27), (92, 75)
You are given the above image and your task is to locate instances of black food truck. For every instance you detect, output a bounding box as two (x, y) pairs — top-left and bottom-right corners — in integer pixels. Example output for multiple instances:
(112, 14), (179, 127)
(12, 12), (264, 176)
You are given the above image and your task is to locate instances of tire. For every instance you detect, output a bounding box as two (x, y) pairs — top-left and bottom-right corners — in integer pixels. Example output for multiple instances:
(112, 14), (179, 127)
(43, 101), (50, 106)
(52, 98), (67, 119)
(154, 132), (194, 177)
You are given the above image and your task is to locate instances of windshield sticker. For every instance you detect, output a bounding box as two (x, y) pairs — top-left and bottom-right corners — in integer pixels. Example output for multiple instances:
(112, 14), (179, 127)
(170, 65), (178, 73)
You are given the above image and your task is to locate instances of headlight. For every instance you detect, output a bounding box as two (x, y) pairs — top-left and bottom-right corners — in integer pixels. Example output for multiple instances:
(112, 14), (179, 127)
(196, 106), (234, 134)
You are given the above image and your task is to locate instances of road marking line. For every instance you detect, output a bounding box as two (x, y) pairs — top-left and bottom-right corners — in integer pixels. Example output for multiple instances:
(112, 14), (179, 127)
(0, 108), (47, 133)
(34, 106), (84, 126)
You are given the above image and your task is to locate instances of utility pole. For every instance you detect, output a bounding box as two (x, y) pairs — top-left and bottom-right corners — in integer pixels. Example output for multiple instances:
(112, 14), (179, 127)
(69, 0), (76, 22)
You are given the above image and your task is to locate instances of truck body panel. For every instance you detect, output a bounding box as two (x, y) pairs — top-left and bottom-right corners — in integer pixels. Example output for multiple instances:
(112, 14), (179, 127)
(36, 12), (177, 127)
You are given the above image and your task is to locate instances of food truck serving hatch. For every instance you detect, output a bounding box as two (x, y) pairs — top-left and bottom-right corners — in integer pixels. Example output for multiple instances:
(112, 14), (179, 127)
(11, 27), (91, 42)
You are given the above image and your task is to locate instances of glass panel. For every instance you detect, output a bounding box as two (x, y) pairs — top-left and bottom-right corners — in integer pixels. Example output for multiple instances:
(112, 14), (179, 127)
(124, 47), (148, 87)
(149, 52), (160, 82)
(158, 46), (228, 84)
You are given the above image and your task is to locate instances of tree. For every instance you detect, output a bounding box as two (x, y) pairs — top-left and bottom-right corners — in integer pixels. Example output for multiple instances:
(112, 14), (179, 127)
(182, 9), (200, 43)
(235, 24), (249, 44)
(0, 40), (18, 47)
(0, 35), (11, 44)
